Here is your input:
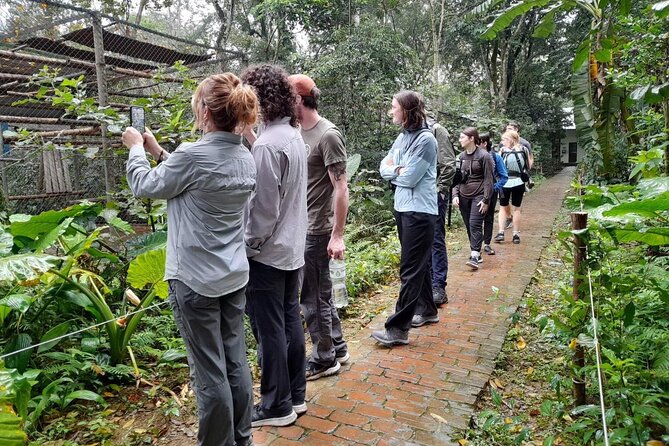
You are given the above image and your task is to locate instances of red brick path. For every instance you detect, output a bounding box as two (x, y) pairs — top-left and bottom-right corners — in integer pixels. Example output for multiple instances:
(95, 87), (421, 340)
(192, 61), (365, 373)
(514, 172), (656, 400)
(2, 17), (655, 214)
(252, 168), (574, 445)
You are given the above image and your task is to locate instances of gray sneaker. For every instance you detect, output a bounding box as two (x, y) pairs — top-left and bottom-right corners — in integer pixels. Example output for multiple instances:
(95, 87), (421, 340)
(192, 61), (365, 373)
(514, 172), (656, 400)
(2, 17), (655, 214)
(411, 314), (440, 328)
(466, 256), (479, 270)
(432, 287), (448, 306)
(371, 328), (409, 347)
(505, 217), (513, 229)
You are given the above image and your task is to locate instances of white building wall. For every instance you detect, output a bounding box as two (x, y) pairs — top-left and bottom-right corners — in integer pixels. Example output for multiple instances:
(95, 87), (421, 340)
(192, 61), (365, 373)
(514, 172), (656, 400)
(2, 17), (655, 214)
(559, 129), (584, 164)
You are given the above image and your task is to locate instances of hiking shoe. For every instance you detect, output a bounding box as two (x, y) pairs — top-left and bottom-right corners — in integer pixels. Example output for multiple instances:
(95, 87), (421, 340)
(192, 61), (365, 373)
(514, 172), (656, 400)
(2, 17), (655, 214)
(433, 287), (448, 306)
(513, 234), (521, 244)
(484, 245), (495, 255)
(466, 256), (479, 270)
(505, 217), (513, 229)
(494, 232), (505, 243)
(293, 402), (308, 416)
(305, 359), (340, 381)
(476, 255), (483, 264)
(411, 314), (440, 328)
(371, 328), (409, 347)
(335, 350), (350, 365)
(251, 405), (297, 427)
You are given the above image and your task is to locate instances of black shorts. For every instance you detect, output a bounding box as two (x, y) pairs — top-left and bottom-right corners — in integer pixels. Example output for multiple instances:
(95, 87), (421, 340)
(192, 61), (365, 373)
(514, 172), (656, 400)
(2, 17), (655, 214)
(499, 184), (525, 207)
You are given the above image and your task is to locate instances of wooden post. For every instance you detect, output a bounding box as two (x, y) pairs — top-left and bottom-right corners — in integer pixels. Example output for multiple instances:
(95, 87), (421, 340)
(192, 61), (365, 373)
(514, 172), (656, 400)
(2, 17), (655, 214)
(571, 211), (588, 406)
(91, 12), (113, 201)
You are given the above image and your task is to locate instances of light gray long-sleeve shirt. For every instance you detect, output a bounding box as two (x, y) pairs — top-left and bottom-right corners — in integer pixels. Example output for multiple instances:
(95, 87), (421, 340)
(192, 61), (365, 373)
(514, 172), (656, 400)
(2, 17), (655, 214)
(245, 117), (307, 270)
(126, 131), (257, 297)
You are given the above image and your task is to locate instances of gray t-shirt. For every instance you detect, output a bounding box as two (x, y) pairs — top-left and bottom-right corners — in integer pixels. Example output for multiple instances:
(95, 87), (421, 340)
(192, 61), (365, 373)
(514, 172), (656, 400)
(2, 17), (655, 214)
(301, 118), (347, 236)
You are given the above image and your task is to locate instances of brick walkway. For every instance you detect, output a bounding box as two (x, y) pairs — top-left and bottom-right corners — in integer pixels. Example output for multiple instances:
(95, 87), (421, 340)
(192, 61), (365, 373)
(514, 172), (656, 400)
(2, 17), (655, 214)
(252, 167), (575, 446)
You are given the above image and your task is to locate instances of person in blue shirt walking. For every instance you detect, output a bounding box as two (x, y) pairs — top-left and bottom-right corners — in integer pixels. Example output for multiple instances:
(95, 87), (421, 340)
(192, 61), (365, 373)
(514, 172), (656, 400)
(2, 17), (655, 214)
(479, 132), (508, 255)
(373, 91), (439, 346)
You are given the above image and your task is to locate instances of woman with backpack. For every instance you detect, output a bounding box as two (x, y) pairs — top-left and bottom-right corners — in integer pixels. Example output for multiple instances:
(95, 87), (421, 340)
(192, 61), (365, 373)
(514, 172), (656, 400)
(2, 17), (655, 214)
(452, 127), (494, 270)
(495, 130), (532, 245)
(479, 132), (508, 256)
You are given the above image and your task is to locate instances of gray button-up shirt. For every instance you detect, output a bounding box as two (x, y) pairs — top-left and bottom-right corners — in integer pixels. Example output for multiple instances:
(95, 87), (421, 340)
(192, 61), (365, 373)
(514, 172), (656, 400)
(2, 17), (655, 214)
(245, 117), (307, 270)
(127, 131), (257, 297)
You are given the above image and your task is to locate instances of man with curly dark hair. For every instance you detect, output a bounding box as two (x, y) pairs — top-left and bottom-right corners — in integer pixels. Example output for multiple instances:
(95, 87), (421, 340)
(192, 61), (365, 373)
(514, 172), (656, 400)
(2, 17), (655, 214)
(241, 64), (308, 427)
(288, 73), (350, 381)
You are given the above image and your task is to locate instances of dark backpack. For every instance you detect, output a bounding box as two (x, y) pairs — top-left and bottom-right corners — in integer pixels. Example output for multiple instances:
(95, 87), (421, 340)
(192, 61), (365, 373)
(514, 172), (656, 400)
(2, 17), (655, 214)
(454, 149), (486, 185)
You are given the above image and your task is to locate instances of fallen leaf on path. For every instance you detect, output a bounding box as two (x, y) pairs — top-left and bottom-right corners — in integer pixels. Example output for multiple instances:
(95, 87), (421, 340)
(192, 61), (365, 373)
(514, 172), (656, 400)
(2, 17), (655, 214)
(457, 440), (468, 446)
(569, 338), (577, 350)
(646, 441), (664, 446)
(516, 337), (527, 350)
(430, 413), (448, 424)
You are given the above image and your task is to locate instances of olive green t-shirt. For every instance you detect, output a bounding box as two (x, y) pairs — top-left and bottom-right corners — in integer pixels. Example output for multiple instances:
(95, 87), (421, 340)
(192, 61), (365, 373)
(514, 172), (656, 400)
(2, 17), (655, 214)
(301, 118), (347, 235)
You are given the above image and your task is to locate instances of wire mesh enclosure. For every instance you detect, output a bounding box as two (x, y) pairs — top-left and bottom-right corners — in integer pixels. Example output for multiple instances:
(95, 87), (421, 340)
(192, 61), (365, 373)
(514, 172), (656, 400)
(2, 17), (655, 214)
(0, 0), (243, 215)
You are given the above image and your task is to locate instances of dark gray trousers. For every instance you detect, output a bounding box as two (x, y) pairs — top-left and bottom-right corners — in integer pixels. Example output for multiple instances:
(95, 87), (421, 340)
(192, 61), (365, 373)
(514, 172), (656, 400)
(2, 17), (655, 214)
(459, 194), (486, 252)
(301, 234), (348, 367)
(169, 280), (253, 446)
(246, 260), (306, 413)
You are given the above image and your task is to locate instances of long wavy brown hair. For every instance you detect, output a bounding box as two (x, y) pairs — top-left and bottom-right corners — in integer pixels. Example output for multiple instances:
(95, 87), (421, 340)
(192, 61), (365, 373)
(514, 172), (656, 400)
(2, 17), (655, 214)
(241, 64), (298, 127)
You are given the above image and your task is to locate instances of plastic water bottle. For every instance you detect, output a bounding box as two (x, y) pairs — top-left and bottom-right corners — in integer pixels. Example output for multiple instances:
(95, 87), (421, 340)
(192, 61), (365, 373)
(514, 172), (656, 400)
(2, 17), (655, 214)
(329, 258), (348, 308)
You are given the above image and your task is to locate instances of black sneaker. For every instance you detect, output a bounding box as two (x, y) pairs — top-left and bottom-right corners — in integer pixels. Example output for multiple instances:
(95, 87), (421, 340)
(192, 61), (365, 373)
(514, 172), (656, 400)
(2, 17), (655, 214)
(411, 314), (440, 327)
(371, 328), (409, 347)
(433, 287), (448, 306)
(513, 234), (521, 244)
(335, 350), (350, 365)
(494, 232), (505, 243)
(305, 359), (340, 381)
(251, 404), (297, 428)
(466, 256), (479, 270)
(483, 245), (495, 255)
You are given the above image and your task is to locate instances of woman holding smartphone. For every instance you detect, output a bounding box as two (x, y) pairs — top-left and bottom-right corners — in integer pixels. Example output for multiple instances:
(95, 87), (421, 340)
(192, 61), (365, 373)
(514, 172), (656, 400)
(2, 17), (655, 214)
(122, 73), (258, 446)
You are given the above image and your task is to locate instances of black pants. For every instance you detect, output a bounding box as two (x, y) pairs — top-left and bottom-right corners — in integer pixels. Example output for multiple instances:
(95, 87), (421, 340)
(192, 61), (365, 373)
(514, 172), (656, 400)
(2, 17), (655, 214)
(483, 190), (499, 245)
(459, 194), (486, 252)
(386, 211), (437, 332)
(246, 260), (306, 414)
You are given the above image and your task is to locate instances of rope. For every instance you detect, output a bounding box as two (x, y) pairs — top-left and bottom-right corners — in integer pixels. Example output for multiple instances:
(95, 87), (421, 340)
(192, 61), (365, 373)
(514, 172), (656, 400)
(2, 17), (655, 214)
(586, 263), (610, 446)
(0, 301), (169, 361)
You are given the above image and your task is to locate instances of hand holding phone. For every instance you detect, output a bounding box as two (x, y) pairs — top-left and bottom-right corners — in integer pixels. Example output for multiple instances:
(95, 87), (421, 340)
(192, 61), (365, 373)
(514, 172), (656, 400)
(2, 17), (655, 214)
(130, 106), (145, 134)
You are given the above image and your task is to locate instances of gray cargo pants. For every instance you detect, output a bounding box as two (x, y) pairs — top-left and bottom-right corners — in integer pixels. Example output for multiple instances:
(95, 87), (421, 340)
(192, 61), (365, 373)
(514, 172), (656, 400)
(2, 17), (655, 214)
(300, 234), (348, 367)
(169, 280), (253, 446)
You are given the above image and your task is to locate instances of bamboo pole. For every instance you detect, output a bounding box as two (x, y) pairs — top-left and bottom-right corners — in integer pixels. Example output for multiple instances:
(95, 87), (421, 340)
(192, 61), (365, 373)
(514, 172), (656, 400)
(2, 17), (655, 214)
(0, 49), (184, 82)
(571, 211), (588, 406)
(2, 127), (99, 140)
(0, 115), (99, 126)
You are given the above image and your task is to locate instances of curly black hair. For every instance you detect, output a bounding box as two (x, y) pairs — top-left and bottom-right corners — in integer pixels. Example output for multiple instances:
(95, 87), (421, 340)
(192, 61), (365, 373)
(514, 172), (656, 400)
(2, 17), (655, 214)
(240, 64), (298, 127)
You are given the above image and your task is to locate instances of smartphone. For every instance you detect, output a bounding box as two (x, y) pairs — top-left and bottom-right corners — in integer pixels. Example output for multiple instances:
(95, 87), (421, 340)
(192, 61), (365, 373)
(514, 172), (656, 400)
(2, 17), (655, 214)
(130, 106), (145, 133)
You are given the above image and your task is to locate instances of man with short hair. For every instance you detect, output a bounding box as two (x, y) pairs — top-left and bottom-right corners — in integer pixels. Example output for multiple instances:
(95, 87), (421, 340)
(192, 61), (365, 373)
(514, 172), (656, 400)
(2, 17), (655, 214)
(288, 74), (350, 381)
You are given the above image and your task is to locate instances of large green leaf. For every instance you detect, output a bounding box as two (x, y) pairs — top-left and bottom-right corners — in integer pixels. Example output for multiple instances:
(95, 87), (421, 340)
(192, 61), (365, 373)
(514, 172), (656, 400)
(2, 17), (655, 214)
(637, 177), (669, 198)
(37, 321), (71, 353)
(481, 0), (552, 40)
(614, 227), (669, 246)
(8, 203), (99, 240)
(603, 194), (669, 218)
(0, 254), (58, 283)
(32, 217), (73, 253)
(0, 407), (27, 446)
(127, 231), (167, 258)
(99, 208), (133, 234)
(466, 0), (505, 18)
(0, 228), (13, 256)
(652, 0), (669, 18)
(0, 294), (34, 314)
(3, 334), (32, 373)
(127, 248), (167, 298)
(346, 153), (362, 179)
(63, 390), (105, 407)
